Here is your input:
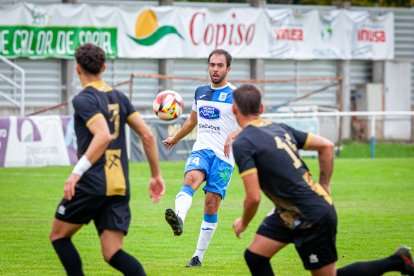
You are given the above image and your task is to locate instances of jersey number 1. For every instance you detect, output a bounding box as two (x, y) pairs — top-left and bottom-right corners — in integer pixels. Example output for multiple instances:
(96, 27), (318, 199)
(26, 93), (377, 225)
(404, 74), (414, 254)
(275, 136), (302, 169)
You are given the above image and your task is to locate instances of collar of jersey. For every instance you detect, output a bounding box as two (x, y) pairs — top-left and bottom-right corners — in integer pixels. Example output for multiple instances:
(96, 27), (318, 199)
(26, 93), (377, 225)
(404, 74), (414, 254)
(84, 80), (112, 92)
(247, 117), (272, 127)
(210, 82), (230, 90)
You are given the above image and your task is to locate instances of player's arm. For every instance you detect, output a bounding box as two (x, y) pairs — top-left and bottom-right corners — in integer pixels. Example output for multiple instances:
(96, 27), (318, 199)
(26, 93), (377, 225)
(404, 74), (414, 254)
(304, 134), (334, 194)
(162, 110), (198, 149)
(128, 114), (165, 202)
(233, 171), (261, 238)
(65, 116), (112, 200)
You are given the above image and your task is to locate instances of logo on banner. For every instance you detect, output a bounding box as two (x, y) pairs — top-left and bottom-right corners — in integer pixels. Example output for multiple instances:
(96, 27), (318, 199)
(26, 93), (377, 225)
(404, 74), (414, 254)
(127, 9), (183, 46)
(357, 29), (386, 42)
(321, 21), (333, 41)
(17, 118), (42, 142)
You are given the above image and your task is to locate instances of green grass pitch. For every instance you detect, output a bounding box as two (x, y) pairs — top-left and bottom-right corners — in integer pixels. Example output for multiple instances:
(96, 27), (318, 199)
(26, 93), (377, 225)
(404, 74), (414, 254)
(0, 158), (413, 275)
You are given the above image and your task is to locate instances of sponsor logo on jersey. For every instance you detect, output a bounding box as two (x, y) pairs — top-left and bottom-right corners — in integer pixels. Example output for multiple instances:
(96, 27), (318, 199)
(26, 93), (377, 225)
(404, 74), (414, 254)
(218, 92), (228, 101)
(198, 123), (220, 131)
(199, 106), (220, 119)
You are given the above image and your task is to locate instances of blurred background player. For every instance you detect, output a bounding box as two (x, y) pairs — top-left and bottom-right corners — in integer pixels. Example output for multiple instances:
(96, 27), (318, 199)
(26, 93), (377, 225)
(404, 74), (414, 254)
(231, 84), (414, 276)
(162, 49), (238, 267)
(49, 43), (165, 276)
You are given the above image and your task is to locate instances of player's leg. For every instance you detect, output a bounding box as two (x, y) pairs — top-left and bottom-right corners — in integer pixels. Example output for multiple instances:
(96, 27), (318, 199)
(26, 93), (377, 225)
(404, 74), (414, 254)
(50, 195), (87, 276)
(165, 170), (205, 236)
(166, 150), (211, 236)
(245, 211), (292, 275)
(96, 195), (146, 275)
(187, 156), (232, 267)
(187, 191), (221, 267)
(50, 189), (105, 275)
(100, 230), (146, 276)
(336, 246), (414, 276)
(245, 234), (287, 276)
(297, 208), (338, 276)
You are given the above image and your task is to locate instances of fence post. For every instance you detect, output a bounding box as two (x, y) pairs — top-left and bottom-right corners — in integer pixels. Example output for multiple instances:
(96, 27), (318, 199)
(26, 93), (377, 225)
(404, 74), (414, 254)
(370, 115), (376, 158)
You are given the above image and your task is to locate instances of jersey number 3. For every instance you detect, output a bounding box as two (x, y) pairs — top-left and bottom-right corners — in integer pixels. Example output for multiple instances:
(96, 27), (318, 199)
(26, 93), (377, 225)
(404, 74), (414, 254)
(108, 104), (120, 139)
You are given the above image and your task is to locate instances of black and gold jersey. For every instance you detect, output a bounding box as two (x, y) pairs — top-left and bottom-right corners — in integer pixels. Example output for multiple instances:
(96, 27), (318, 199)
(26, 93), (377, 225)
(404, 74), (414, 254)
(233, 118), (334, 229)
(73, 80), (139, 196)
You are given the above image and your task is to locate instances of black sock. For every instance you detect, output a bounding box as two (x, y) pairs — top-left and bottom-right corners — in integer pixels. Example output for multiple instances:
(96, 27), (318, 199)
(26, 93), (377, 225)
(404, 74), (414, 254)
(337, 255), (403, 276)
(109, 249), (146, 276)
(244, 249), (274, 276)
(51, 238), (84, 276)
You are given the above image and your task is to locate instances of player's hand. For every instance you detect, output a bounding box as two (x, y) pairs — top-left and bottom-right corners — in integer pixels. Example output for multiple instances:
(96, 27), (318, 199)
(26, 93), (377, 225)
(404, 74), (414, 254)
(233, 218), (247, 238)
(149, 175), (165, 203)
(224, 130), (240, 158)
(162, 136), (177, 150)
(64, 173), (81, 201)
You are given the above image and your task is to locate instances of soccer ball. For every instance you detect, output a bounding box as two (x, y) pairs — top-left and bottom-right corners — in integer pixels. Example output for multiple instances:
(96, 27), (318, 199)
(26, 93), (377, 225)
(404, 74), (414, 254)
(152, 90), (184, 121)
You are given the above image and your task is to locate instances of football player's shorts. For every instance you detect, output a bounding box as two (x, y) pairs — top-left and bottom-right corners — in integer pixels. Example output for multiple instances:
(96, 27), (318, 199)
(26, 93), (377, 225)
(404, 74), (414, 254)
(184, 149), (233, 199)
(257, 207), (338, 270)
(54, 187), (131, 235)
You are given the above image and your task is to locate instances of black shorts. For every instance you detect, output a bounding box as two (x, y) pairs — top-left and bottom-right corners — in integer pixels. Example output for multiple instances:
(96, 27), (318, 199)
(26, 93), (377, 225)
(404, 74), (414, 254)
(54, 188), (131, 235)
(257, 207), (338, 270)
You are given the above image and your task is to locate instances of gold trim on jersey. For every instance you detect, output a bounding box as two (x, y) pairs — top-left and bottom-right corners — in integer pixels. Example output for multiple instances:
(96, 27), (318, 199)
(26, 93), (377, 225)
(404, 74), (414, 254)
(302, 171), (333, 205)
(240, 167), (257, 178)
(127, 111), (140, 121)
(104, 149), (126, 196)
(86, 113), (104, 127)
(302, 133), (312, 150)
(84, 80), (113, 92)
(248, 118), (272, 128)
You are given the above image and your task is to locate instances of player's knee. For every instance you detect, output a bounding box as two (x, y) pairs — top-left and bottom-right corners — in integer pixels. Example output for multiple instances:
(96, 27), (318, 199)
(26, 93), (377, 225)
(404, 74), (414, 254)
(244, 249), (272, 274)
(49, 229), (65, 242)
(102, 247), (121, 263)
(102, 250), (113, 263)
(49, 231), (57, 242)
(183, 171), (204, 188)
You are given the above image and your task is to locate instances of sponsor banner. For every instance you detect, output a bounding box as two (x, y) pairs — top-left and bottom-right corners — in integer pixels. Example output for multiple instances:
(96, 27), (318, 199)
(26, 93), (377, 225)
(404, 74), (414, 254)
(347, 11), (394, 60)
(0, 3), (393, 60)
(0, 115), (195, 167)
(130, 117), (196, 162)
(1, 116), (71, 167)
(121, 7), (269, 59)
(0, 26), (117, 58)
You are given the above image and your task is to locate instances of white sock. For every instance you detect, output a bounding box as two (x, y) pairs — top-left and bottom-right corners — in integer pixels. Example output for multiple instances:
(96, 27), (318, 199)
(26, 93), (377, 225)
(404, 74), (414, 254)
(175, 191), (193, 223)
(193, 219), (218, 262)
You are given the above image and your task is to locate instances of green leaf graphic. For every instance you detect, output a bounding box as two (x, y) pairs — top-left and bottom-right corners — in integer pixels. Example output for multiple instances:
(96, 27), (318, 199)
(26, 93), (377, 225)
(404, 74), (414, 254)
(128, 25), (183, 46)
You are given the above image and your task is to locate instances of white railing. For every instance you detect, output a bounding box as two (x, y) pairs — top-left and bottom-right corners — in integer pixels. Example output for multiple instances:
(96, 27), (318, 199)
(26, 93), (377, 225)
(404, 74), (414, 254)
(268, 111), (414, 158)
(0, 56), (25, 117)
(142, 110), (414, 158)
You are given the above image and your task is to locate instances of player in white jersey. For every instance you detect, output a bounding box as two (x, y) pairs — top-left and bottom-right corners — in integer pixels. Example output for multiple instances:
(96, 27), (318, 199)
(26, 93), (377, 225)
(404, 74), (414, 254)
(163, 49), (238, 267)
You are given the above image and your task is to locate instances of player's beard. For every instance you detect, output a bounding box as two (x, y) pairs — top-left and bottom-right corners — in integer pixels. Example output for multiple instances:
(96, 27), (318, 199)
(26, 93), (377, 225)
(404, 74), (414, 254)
(210, 72), (226, 85)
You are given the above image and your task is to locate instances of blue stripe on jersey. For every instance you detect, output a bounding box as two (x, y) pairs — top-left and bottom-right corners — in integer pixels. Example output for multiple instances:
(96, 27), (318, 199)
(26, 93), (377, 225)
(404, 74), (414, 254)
(194, 84), (234, 105)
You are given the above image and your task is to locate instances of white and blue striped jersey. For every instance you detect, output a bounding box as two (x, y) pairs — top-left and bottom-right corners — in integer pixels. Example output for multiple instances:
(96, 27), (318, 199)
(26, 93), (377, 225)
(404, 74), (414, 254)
(191, 83), (238, 166)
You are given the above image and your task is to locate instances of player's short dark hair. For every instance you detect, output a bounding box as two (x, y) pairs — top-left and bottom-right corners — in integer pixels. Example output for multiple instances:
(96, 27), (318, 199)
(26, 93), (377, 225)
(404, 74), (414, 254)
(208, 49), (232, 67)
(233, 84), (262, 116)
(75, 43), (106, 75)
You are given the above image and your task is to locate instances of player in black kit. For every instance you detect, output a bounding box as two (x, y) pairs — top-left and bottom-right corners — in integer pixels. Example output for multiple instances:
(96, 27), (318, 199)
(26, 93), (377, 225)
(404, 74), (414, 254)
(231, 84), (414, 276)
(49, 44), (165, 276)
